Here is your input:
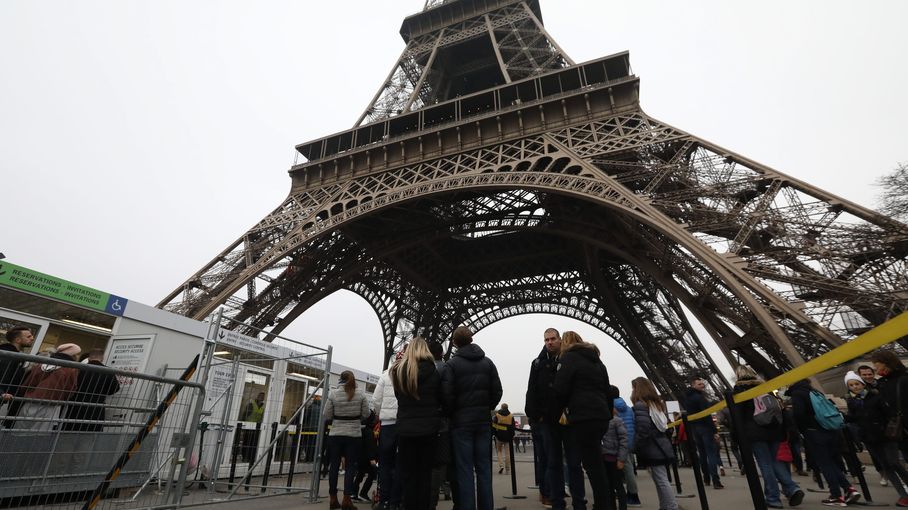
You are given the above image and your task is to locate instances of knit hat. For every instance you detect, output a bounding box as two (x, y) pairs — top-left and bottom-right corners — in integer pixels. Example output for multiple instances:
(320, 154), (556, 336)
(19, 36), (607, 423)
(844, 371), (864, 387)
(56, 343), (82, 357)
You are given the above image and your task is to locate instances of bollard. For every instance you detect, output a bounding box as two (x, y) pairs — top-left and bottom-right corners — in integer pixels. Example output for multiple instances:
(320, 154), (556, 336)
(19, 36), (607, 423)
(680, 412), (710, 510)
(841, 427), (879, 504)
(721, 433), (732, 467)
(246, 421), (262, 492)
(261, 422), (278, 493)
(229, 423), (243, 490)
(503, 438), (526, 500)
(724, 391), (766, 510)
(287, 427), (300, 490)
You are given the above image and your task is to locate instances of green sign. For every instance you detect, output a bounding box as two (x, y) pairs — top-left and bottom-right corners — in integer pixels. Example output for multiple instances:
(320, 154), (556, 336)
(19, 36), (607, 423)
(0, 261), (128, 315)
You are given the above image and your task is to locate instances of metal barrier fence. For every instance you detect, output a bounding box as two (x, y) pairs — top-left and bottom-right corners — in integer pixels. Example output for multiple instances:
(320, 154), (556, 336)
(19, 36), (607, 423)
(0, 349), (204, 510)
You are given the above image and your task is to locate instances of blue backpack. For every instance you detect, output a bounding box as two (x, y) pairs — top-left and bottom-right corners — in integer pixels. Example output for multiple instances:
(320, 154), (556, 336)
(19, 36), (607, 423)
(809, 390), (845, 430)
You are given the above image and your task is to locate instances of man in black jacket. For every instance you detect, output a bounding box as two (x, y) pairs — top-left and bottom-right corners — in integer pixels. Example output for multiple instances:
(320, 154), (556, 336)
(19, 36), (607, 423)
(683, 376), (724, 489)
(441, 326), (502, 510)
(524, 328), (585, 510)
(1, 326), (35, 427)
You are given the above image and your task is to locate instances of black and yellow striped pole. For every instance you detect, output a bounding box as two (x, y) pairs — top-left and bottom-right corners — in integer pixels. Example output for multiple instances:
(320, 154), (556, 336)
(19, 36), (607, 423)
(82, 354), (201, 510)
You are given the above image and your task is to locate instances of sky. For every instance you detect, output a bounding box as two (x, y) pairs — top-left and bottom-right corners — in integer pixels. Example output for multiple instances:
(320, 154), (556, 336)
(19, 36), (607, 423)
(2, 1), (906, 412)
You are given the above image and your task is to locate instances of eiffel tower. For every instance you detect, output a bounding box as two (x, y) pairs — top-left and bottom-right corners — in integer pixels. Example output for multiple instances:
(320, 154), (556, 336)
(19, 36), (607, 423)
(158, 0), (908, 395)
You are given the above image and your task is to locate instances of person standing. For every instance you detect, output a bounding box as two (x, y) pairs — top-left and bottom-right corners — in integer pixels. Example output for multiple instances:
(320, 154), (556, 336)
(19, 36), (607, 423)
(787, 379), (860, 507)
(868, 350), (908, 507)
(62, 348), (121, 431)
(732, 366), (804, 508)
(612, 386), (642, 507)
(1, 326), (35, 425)
(493, 403), (515, 474)
(428, 341), (454, 509)
(391, 337), (443, 510)
(683, 376), (724, 489)
(601, 386), (628, 510)
(324, 370), (370, 510)
(17, 343), (81, 431)
(441, 326), (503, 510)
(241, 391), (266, 462)
(630, 377), (677, 510)
(553, 331), (612, 510)
(372, 357), (402, 510)
(857, 365), (878, 389)
(525, 327), (586, 510)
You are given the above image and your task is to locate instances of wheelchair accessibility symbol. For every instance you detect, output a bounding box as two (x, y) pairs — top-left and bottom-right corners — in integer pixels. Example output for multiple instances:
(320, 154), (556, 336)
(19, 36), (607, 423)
(105, 294), (128, 316)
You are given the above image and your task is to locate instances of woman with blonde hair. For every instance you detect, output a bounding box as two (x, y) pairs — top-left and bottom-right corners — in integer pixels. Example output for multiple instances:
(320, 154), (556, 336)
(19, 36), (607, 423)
(391, 337), (442, 510)
(553, 331), (612, 509)
(324, 370), (370, 509)
(630, 377), (677, 510)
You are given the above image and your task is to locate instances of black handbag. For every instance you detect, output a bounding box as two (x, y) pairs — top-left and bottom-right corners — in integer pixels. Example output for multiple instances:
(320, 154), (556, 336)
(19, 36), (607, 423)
(884, 377), (904, 441)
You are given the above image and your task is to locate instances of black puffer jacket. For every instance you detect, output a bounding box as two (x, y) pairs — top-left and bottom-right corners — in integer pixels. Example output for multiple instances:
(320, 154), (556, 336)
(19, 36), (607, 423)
(683, 386), (717, 433)
(553, 343), (611, 425)
(845, 388), (885, 444)
(525, 347), (560, 423)
(394, 358), (442, 437)
(633, 401), (674, 468)
(732, 379), (784, 443)
(441, 344), (503, 428)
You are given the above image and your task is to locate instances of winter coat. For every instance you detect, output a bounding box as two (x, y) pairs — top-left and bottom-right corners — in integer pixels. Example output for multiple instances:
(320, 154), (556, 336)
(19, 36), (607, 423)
(844, 387), (886, 444)
(632, 401), (674, 468)
(393, 358), (442, 437)
(683, 386), (716, 433)
(614, 397), (636, 449)
(22, 353), (79, 402)
(324, 384), (370, 437)
(553, 342), (611, 425)
(875, 369), (908, 427)
(525, 347), (560, 423)
(493, 408), (515, 442)
(440, 343), (503, 428)
(62, 360), (121, 431)
(0, 343), (26, 397)
(372, 370), (399, 425)
(732, 379), (785, 443)
(601, 415), (628, 462)
(786, 380), (821, 432)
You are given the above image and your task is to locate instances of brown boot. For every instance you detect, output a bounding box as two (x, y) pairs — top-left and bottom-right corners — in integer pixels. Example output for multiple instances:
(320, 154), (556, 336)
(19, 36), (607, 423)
(340, 495), (357, 510)
(328, 494), (340, 509)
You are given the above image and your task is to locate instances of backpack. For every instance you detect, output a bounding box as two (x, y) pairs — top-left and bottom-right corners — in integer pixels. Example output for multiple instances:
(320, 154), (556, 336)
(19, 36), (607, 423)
(809, 390), (845, 430)
(753, 393), (783, 426)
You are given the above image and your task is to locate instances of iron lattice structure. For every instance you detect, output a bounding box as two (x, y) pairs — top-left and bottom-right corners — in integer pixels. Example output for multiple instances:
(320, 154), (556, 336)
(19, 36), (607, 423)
(159, 0), (908, 397)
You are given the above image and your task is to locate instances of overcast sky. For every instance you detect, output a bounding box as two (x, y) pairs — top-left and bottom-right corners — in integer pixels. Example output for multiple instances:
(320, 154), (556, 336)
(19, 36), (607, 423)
(2, 1), (906, 411)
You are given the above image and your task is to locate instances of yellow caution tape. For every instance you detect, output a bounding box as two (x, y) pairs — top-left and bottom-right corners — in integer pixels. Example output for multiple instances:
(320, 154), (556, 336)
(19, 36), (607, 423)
(670, 310), (908, 427)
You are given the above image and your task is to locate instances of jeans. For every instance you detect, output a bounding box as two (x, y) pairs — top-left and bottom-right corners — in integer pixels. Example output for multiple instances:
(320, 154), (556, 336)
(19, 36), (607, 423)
(690, 426), (721, 484)
(572, 421), (612, 510)
(378, 423), (402, 506)
(538, 421), (586, 510)
(867, 442), (908, 497)
(751, 441), (800, 505)
(803, 429), (851, 497)
(399, 434), (437, 510)
(532, 424), (549, 497)
(452, 424), (494, 510)
(623, 456), (638, 495)
(648, 465), (678, 510)
(328, 435), (361, 496)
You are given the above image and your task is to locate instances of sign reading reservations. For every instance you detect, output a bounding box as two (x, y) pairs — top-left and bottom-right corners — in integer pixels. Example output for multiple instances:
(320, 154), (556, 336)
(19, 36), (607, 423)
(107, 336), (154, 385)
(0, 261), (128, 315)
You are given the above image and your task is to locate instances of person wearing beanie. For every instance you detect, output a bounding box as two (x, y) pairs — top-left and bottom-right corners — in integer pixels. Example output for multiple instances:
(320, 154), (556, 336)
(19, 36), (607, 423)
(16, 342), (82, 431)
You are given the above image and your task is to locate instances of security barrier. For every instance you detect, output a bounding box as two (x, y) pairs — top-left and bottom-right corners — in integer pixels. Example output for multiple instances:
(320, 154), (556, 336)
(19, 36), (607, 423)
(0, 349), (204, 510)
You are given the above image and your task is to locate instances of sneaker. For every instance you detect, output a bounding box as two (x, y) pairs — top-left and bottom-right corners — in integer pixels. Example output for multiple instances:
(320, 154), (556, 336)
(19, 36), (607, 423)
(789, 489), (805, 507)
(626, 493), (642, 507)
(713, 481), (725, 489)
(821, 496), (847, 507)
(882, 478), (890, 486)
(845, 488), (862, 504)
(499, 467), (504, 474)
(897, 496), (908, 507)
(767, 503), (783, 509)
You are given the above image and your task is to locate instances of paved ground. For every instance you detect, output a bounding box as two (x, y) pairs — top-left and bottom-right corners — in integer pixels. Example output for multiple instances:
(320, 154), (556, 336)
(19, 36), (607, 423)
(190, 446), (904, 509)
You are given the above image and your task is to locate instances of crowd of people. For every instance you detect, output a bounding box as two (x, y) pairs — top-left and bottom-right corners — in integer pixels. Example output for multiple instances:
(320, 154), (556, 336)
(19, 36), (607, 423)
(0, 326), (120, 431)
(315, 324), (908, 510)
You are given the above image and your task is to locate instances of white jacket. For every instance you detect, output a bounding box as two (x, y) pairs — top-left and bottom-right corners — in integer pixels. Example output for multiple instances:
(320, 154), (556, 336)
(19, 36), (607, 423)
(371, 370), (398, 424)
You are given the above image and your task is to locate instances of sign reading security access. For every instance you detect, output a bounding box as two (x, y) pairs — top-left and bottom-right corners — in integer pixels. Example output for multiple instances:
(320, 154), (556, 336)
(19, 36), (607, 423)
(0, 261), (128, 316)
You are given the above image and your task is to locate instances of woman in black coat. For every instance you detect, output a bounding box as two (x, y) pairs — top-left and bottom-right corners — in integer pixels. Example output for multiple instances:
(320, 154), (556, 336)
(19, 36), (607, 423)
(553, 331), (613, 510)
(391, 336), (442, 510)
(869, 350), (908, 506)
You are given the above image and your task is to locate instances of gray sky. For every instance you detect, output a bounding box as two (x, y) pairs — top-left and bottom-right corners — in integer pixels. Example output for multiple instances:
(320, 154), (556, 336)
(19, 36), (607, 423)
(2, 1), (906, 411)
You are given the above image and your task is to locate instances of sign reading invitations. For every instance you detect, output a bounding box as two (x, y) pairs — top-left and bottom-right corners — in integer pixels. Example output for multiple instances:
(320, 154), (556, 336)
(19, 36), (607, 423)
(107, 335), (154, 385)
